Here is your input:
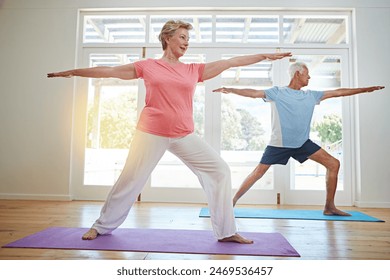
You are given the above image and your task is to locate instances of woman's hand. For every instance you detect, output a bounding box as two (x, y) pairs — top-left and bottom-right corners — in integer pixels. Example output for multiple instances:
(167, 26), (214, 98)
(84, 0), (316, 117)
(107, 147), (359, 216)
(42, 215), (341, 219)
(47, 71), (73, 78)
(263, 52), (292, 61)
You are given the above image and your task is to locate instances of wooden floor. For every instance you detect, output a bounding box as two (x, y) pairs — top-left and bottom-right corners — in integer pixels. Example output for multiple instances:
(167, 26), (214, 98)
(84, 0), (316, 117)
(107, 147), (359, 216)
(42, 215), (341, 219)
(0, 200), (389, 260)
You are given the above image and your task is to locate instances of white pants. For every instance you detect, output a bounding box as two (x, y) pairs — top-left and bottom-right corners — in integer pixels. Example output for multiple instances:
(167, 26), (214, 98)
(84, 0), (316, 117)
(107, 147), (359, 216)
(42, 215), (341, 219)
(92, 130), (237, 239)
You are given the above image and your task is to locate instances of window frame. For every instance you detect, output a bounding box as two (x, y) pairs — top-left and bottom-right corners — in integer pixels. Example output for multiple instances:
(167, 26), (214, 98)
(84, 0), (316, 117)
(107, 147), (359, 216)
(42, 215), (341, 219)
(71, 9), (354, 206)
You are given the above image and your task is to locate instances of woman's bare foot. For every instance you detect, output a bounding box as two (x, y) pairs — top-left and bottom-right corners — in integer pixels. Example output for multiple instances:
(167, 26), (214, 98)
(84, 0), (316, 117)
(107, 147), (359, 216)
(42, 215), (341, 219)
(218, 233), (253, 244)
(82, 228), (99, 240)
(323, 208), (351, 216)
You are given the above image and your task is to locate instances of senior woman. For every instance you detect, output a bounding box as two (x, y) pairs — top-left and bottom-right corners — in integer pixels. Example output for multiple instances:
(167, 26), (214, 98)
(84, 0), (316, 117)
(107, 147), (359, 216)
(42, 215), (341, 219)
(48, 20), (291, 244)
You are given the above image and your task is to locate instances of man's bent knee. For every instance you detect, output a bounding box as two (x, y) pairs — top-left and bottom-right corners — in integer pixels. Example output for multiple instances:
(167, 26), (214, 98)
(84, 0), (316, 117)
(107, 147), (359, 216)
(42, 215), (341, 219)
(329, 158), (340, 173)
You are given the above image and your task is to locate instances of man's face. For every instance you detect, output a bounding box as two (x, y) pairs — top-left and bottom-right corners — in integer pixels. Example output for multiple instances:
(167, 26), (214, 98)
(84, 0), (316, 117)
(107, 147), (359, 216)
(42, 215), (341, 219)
(299, 66), (311, 87)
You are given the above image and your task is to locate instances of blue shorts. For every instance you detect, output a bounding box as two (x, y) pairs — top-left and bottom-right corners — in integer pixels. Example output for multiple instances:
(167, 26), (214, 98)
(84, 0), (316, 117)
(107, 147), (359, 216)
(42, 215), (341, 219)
(260, 139), (321, 165)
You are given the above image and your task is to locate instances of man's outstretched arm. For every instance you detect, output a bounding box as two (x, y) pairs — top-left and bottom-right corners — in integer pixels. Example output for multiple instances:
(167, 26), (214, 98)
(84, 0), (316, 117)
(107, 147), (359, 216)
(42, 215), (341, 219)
(321, 86), (385, 101)
(212, 87), (266, 98)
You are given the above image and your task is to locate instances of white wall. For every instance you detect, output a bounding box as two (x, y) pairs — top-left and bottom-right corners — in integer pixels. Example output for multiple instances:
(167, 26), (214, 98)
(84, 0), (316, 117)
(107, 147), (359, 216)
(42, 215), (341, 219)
(0, 2), (78, 200)
(0, 0), (389, 206)
(354, 7), (390, 207)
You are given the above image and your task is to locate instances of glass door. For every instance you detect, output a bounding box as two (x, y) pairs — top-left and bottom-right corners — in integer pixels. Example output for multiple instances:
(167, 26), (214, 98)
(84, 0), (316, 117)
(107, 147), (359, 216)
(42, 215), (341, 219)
(279, 48), (353, 206)
(141, 48), (210, 203)
(71, 48), (144, 200)
(142, 48), (279, 204)
(217, 50), (280, 205)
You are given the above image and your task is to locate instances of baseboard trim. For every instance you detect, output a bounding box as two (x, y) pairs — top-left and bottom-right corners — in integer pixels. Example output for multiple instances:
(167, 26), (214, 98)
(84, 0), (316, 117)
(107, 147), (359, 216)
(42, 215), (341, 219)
(0, 193), (72, 201)
(0, 194), (389, 208)
(355, 201), (390, 208)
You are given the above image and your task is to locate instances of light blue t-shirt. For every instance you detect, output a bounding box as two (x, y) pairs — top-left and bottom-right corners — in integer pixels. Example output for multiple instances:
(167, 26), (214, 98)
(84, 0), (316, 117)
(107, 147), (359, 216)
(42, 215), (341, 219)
(264, 86), (324, 148)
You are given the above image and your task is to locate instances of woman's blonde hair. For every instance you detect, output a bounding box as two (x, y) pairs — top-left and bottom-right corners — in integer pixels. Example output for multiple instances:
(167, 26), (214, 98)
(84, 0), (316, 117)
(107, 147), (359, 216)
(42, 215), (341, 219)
(158, 20), (193, 50)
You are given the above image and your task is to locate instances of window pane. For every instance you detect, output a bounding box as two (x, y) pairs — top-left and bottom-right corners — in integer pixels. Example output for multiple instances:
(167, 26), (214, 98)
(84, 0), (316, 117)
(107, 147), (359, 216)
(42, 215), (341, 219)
(216, 15), (279, 43)
(84, 54), (140, 186)
(290, 55), (344, 190)
(149, 16), (212, 43)
(220, 55), (274, 190)
(283, 16), (347, 44)
(83, 15), (147, 43)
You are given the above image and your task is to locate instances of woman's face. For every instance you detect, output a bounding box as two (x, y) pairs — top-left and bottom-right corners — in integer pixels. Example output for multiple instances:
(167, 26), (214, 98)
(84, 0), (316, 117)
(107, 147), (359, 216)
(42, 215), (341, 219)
(166, 28), (190, 57)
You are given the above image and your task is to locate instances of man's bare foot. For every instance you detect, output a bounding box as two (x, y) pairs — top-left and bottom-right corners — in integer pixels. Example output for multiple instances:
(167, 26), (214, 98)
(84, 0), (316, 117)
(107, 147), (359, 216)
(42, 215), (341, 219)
(82, 228), (99, 240)
(218, 233), (253, 244)
(323, 208), (351, 216)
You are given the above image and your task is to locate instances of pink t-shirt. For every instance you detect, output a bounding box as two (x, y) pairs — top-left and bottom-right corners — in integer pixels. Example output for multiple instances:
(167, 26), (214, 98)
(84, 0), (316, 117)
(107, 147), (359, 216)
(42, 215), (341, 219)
(134, 59), (205, 137)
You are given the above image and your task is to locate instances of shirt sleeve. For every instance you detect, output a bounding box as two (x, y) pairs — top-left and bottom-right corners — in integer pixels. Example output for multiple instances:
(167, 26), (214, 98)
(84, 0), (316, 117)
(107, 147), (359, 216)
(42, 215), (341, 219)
(264, 86), (279, 102)
(308, 89), (324, 104)
(134, 59), (150, 79)
(196, 63), (206, 83)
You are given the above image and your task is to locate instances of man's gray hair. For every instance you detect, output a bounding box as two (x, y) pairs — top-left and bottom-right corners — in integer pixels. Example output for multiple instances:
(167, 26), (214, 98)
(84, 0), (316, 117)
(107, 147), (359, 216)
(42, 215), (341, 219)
(289, 62), (308, 78)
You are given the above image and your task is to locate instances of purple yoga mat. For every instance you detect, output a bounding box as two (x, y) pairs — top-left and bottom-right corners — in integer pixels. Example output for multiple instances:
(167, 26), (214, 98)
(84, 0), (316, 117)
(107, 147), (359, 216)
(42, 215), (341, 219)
(3, 227), (300, 257)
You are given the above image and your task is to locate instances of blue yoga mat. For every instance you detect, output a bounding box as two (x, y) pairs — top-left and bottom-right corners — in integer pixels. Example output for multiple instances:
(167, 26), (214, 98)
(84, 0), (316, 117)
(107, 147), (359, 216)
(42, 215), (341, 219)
(199, 208), (384, 222)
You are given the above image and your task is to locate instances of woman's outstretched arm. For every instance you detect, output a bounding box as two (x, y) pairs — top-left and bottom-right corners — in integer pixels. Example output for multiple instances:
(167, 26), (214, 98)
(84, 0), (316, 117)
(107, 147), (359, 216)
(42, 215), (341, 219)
(202, 52), (291, 81)
(47, 63), (137, 80)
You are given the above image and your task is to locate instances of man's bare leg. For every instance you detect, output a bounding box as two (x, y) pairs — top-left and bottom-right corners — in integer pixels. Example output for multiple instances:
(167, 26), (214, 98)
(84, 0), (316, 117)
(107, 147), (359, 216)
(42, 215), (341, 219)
(82, 228), (99, 240)
(308, 149), (351, 216)
(233, 164), (271, 206)
(323, 165), (351, 216)
(218, 233), (254, 244)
